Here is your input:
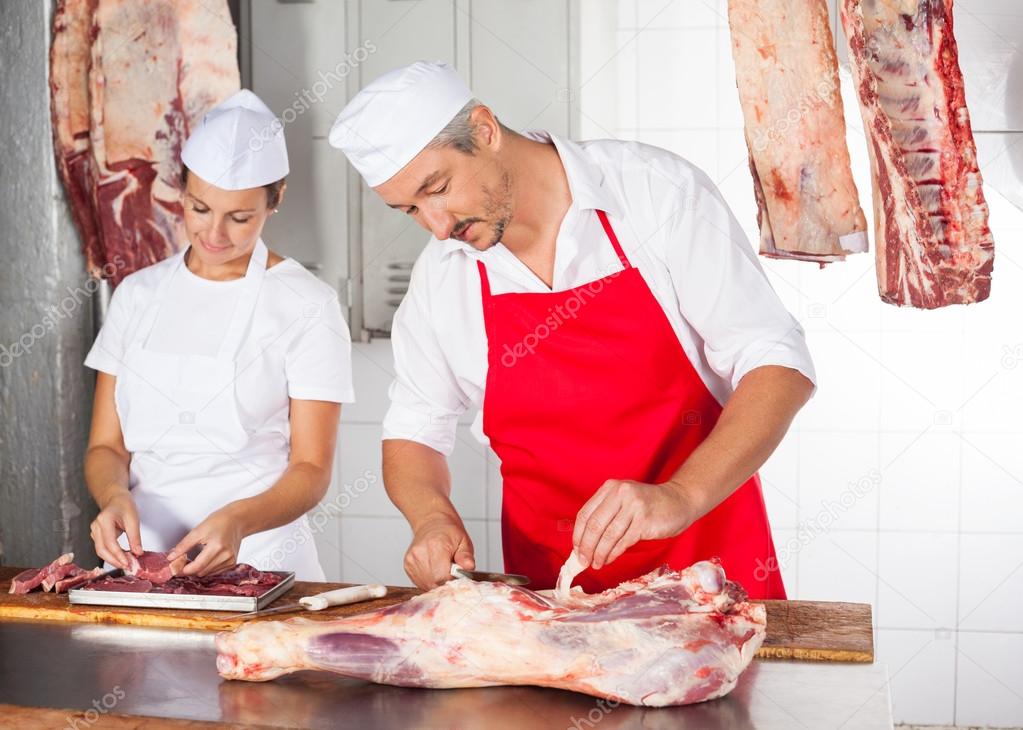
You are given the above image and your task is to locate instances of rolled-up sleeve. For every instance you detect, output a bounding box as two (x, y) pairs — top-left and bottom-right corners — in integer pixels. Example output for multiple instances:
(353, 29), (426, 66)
(666, 168), (817, 393)
(382, 257), (467, 455)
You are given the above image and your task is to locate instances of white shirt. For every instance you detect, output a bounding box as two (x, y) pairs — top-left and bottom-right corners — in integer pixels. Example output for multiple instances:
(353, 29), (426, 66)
(146, 264), (245, 357)
(383, 132), (816, 456)
(86, 254), (356, 422)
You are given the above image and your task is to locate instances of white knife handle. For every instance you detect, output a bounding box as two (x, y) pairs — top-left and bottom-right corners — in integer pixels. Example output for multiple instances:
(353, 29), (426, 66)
(299, 584), (387, 611)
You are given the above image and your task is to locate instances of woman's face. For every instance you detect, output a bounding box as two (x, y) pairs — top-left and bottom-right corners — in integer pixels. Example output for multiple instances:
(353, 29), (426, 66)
(182, 172), (277, 267)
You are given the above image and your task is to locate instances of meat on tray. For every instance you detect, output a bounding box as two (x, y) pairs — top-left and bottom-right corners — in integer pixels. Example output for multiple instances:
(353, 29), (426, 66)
(8, 553), (75, 594)
(84, 558), (283, 597)
(216, 559), (766, 707)
(7, 550), (283, 598)
(840, 0), (993, 307)
(86, 575), (154, 593)
(727, 0), (868, 264)
(125, 550), (187, 584)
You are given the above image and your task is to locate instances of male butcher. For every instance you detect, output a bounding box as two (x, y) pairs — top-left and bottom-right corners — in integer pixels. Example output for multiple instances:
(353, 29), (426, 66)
(330, 61), (815, 598)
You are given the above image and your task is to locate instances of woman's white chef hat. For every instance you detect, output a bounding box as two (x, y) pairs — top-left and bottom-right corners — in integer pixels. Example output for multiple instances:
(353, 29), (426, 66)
(329, 61), (473, 187)
(181, 89), (289, 189)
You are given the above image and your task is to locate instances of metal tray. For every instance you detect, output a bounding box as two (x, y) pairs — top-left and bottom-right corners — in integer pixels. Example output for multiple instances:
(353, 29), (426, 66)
(67, 571), (295, 612)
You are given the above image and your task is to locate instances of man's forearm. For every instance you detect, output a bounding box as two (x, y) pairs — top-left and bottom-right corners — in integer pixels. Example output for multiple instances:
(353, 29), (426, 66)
(666, 365), (813, 524)
(383, 439), (460, 531)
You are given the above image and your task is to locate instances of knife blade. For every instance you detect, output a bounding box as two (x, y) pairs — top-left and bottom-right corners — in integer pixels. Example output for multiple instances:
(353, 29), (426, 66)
(228, 583), (388, 620)
(450, 564), (530, 586)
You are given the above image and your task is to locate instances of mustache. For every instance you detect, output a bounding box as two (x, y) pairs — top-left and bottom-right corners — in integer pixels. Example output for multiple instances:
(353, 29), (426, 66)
(452, 218), (483, 238)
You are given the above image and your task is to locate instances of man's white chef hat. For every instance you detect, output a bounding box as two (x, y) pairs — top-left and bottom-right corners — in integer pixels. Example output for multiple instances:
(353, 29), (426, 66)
(329, 61), (474, 187)
(181, 89), (289, 189)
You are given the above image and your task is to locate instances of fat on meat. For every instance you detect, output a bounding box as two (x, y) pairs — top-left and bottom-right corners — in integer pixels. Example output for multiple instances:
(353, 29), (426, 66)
(216, 560), (766, 707)
(728, 0), (868, 263)
(51, 0), (239, 283)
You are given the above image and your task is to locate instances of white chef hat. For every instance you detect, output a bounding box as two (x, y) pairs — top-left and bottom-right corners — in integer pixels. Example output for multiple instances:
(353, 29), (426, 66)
(181, 89), (289, 189)
(329, 61), (473, 187)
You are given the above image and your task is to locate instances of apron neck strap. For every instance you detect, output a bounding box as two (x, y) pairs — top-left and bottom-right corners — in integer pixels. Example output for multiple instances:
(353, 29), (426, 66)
(596, 210), (632, 270)
(216, 238), (268, 357)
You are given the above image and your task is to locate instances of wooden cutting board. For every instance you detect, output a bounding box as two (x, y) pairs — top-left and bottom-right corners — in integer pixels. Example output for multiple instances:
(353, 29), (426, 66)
(0, 566), (872, 662)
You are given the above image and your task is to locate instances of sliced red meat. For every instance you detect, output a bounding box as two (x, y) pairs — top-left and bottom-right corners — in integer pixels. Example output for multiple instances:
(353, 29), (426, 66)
(8, 553), (75, 595)
(205, 564), (282, 587)
(125, 551), (187, 584)
(41, 563), (79, 592)
(54, 567), (108, 593)
(84, 575), (154, 593)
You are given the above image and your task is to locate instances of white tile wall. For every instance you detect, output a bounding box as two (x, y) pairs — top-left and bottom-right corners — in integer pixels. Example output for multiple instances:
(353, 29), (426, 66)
(258, 0), (1023, 726)
(956, 632), (1023, 728)
(877, 628), (957, 726)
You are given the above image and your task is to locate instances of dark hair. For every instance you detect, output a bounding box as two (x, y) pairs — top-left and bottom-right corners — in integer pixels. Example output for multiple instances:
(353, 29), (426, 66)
(179, 166), (285, 209)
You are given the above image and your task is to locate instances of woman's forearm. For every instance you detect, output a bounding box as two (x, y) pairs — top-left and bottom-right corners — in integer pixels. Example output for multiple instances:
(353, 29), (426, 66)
(85, 445), (132, 509)
(226, 461), (332, 537)
(667, 365), (813, 523)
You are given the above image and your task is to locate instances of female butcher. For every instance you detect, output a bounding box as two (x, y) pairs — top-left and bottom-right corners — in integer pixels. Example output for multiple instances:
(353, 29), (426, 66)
(83, 90), (353, 581)
(330, 62), (815, 598)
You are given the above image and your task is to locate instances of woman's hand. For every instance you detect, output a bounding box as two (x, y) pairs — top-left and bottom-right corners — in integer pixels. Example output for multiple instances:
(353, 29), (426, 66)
(167, 505), (246, 577)
(90, 492), (142, 570)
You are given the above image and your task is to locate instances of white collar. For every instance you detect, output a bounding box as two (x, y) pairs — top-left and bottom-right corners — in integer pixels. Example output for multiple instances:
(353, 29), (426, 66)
(439, 131), (621, 258)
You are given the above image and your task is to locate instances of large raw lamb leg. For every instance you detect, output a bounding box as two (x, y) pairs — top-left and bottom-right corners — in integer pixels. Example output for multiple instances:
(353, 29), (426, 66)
(841, 0), (993, 307)
(728, 0), (868, 263)
(216, 560), (766, 707)
(85, 0), (239, 283)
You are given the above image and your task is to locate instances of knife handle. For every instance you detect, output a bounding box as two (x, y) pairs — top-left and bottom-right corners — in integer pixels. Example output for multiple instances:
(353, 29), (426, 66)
(299, 584), (387, 611)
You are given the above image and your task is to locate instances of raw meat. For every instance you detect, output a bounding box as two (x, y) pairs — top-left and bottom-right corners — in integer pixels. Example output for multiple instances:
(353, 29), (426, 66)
(51, 0), (239, 284)
(125, 551), (187, 584)
(8, 553), (75, 595)
(841, 0), (993, 307)
(50, 0), (103, 276)
(86, 575), (154, 593)
(84, 563), (283, 596)
(54, 567), (108, 593)
(728, 0), (868, 264)
(41, 563), (79, 592)
(216, 560), (766, 707)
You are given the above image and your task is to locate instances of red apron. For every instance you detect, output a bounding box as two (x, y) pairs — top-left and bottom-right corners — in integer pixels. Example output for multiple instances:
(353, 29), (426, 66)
(478, 210), (785, 599)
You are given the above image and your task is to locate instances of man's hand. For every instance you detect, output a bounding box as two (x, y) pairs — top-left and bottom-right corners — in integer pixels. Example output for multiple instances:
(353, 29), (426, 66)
(404, 514), (475, 590)
(572, 479), (695, 570)
(90, 492), (143, 569)
(168, 505), (246, 577)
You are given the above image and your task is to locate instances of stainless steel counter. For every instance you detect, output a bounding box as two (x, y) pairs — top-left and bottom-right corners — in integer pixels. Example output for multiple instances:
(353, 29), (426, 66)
(0, 620), (892, 729)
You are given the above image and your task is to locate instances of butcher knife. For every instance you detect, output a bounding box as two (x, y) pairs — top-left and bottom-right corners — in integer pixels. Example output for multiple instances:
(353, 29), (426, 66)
(228, 583), (388, 620)
(450, 564), (530, 586)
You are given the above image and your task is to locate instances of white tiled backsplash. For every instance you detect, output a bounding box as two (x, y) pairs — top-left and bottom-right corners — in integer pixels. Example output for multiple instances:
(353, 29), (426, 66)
(279, 0), (1023, 726)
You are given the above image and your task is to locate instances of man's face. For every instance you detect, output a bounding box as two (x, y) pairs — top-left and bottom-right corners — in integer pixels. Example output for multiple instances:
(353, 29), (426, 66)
(374, 135), (513, 251)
